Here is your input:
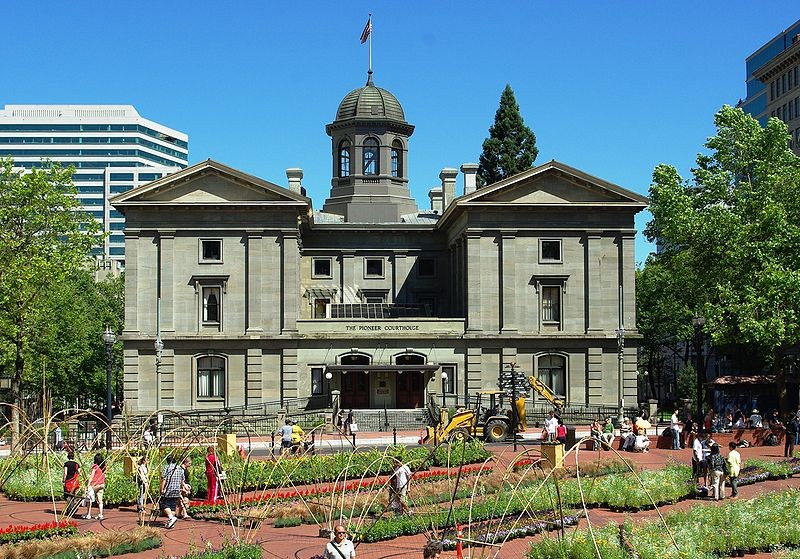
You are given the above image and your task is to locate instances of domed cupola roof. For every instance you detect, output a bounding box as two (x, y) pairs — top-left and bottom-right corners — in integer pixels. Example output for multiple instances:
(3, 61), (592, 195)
(335, 71), (406, 122)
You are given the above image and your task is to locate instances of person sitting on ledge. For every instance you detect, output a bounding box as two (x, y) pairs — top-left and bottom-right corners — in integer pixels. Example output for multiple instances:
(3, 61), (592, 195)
(749, 409), (763, 429)
(600, 417), (615, 450)
(633, 428), (651, 453)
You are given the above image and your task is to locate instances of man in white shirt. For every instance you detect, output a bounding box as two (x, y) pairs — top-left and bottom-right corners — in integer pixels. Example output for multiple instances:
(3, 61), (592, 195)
(323, 525), (356, 559)
(670, 410), (682, 450)
(693, 432), (710, 488)
(389, 458), (412, 515)
(545, 411), (559, 442)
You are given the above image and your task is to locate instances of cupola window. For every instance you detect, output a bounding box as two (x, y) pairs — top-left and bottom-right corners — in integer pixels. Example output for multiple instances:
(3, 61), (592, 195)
(391, 140), (402, 177)
(339, 140), (351, 177)
(363, 138), (379, 175)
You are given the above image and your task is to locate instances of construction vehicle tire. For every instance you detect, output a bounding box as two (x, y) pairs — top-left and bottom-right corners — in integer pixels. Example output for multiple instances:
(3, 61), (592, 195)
(484, 420), (508, 443)
(448, 428), (471, 443)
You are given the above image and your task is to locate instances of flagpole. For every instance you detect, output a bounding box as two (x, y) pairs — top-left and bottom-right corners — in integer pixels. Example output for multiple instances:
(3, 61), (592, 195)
(368, 14), (372, 73)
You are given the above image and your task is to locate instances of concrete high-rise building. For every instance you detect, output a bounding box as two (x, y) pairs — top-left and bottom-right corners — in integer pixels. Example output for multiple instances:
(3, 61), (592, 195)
(0, 104), (188, 267)
(739, 19), (800, 153)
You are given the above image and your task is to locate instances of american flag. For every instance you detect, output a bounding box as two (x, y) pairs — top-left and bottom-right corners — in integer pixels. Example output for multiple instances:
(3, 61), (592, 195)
(360, 17), (372, 44)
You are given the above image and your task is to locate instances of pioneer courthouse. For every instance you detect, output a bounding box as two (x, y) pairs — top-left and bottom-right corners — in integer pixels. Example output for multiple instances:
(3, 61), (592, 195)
(113, 71), (648, 414)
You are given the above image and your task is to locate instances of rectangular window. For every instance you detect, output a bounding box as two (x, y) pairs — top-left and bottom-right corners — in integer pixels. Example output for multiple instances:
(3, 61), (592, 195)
(313, 257), (332, 278)
(197, 356), (225, 398)
(313, 298), (329, 319)
(417, 257), (435, 277)
(541, 286), (561, 324)
(540, 239), (562, 262)
(202, 286), (221, 323)
(200, 239), (222, 262)
(364, 257), (384, 278)
(441, 365), (456, 395)
(311, 366), (326, 396)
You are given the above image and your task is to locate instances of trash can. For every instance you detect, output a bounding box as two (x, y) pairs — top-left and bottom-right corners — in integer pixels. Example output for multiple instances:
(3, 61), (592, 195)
(565, 426), (576, 449)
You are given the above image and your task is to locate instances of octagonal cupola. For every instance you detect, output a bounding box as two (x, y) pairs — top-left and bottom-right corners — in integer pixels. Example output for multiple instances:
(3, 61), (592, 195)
(322, 71), (418, 223)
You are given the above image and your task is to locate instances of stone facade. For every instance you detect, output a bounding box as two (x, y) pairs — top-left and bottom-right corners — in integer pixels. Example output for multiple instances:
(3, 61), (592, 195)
(113, 80), (647, 414)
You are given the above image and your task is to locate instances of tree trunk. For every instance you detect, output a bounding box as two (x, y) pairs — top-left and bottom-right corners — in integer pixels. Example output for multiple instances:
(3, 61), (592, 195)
(10, 333), (24, 451)
(775, 349), (787, 416)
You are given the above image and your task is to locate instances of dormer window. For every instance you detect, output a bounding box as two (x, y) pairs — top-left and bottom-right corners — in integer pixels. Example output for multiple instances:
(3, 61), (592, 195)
(363, 138), (379, 175)
(339, 140), (351, 177)
(391, 140), (402, 177)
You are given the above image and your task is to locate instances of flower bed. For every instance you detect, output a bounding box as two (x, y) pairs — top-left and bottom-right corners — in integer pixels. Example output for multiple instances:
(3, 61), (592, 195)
(440, 511), (582, 550)
(0, 520), (77, 545)
(180, 542), (262, 559)
(527, 490), (800, 559)
(0, 526), (161, 559)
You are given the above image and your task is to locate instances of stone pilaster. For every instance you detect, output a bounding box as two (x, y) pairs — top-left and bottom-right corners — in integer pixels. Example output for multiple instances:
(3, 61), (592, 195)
(586, 232), (603, 332)
(159, 231), (175, 332)
(501, 233), (517, 333)
(466, 233), (482, 332)
(281, 230), (299, 334)
(246, 232), (263, 333)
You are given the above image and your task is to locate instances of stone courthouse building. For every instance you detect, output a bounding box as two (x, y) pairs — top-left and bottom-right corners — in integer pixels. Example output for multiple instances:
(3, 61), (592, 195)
(113, 72), (648, 414)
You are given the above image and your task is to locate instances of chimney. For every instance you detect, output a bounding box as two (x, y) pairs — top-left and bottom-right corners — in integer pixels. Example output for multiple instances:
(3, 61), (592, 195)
(461, 163), (479, 195)
(286, 168), (303, 194)
(428, 187), (443, 214)
(440, 168), (458, 208)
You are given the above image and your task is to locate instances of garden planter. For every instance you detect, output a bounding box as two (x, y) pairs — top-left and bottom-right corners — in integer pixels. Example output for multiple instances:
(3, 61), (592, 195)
(217, 433), (237, 456)
(540, 443), (564, 469)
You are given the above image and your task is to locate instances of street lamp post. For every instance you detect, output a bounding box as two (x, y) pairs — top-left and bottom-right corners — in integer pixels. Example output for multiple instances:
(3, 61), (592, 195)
(102, 325), (117, 450)
(615, 327), (625, 424)
(154, 337), (164, 410)
(440, 370), (448, 409)
(692, 315), (706, 419)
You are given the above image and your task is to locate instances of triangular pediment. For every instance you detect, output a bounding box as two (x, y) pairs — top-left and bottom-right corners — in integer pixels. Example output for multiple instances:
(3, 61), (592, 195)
(111, 159), (310, 206)
(458, 160), (648, 206)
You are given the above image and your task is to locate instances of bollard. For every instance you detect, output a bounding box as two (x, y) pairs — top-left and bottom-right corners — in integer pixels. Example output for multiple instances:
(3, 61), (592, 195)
(271, 432), (275, 457)
(311, 432), (316, 456)
(393, 427), (397, 446)
(352, 433), (356, 450)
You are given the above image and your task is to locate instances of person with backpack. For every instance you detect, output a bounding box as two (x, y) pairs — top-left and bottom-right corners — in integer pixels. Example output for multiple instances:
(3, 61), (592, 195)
(708, 443), (728, 501)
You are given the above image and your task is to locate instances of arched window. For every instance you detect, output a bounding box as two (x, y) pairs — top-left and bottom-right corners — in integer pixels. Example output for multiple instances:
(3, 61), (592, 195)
(537, 354), (566, 400)
(362, 138), (379, 175)
(391, 140), (402, 177)
(197, 355), (225, 398)
(339, 140), (351, 177)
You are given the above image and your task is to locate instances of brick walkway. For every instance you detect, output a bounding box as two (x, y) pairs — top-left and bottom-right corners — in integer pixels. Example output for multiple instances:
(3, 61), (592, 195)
(1, 432), (794, 559)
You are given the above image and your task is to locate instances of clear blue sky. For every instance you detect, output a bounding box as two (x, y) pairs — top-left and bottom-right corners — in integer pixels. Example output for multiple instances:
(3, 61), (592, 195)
(2, 2), (796, 265)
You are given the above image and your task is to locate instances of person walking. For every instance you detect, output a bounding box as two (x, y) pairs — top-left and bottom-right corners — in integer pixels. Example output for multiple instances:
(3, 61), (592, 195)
(784, 414), (798, 457)
(708, 443), (728, 500)
(545, 411), (559, 442)
(159, 455), (184, 529)
(692, 432), (708, 489)
(82, 453), (106, 520)
(323, 524), (356, 559)
(670, 409), (682, 450)
(422, 540), (443, 559)
(63, 451), (81, 516)
(727, 441), (741, 498)
(344, 409), (355, 435)
(136, 456), (149, 524)
(291, 421), (306, 454)
(389, 457), (412, 515)
(179, 457), (192, 519)
(555, 420), (567, 445)
(205, 446), (222, 502)
(278, 419), (293, 455)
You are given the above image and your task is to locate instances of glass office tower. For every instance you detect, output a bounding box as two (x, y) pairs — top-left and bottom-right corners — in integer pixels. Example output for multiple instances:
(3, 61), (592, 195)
(739, 19), (800, 153)
(0, 104), (189, 267)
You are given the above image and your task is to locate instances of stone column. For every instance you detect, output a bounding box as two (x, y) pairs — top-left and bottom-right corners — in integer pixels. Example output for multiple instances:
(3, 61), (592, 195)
(341, 251), (355, 303)
(393, 252), (409, 304)
(466, 233), (482, 332)
(123, 231), (139, 334)
(246, 231), (263, 333)
(501, 232), (517, 333)
(281, 230), (299, 334)
(585, 231), (604, 332)
(159, 231), (175, 332)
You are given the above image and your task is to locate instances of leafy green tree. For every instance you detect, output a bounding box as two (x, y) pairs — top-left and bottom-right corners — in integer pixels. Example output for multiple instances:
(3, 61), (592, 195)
(26, 270), (124, 410)
(0, 158), (103, 448)
(646, 106), (800, 413)
(477, 84), (538, 186)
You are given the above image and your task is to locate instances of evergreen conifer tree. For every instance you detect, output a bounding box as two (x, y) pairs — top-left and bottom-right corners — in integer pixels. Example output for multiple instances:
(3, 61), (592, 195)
(477, 84), (538, 186)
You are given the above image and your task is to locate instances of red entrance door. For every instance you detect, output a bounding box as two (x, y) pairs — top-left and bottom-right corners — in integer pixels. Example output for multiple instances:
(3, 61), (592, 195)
(341, 373), (370, 408)
(396, 372), (424, 408)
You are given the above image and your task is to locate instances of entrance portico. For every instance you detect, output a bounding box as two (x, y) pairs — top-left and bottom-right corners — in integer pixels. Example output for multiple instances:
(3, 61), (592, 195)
(326, 362), (440, 409)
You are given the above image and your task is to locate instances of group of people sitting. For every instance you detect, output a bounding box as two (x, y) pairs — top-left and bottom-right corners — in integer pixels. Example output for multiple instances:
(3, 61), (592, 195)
(588, 415), (651, 453)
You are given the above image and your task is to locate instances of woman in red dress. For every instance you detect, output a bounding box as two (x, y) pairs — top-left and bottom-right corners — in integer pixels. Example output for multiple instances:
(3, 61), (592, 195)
(205, 446), (222, 502)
